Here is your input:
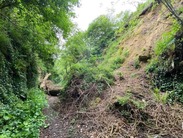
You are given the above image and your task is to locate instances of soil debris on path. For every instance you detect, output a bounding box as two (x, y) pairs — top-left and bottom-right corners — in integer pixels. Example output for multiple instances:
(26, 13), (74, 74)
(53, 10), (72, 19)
(40, 96), (88, 138)
(40, 2), (183, 138)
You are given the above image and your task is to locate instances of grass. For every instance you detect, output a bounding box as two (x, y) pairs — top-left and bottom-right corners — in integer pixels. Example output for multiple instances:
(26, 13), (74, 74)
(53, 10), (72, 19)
(117, 93), (147, 109)
(154, 22), (180, 56)
(134, 58), (141, 69)
(153, 88), (169, 104)
(115, 0), (155, 37)
(130, 73), (138, 78)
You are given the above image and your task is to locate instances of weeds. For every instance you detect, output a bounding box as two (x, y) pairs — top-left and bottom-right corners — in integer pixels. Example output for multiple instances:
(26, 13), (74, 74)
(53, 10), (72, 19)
(117, 72), (124, 80)
(134, 58), (141, 69)
(153, 88), (169, 104)
(147, 21), (183, 104)
(154, 22), (180, 56)
(117, 93), (146, 110)
(0, 89), (47, 138)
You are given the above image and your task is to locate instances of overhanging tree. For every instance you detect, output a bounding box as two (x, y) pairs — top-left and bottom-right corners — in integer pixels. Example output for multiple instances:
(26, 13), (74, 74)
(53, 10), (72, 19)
(0, 0), (79, 101)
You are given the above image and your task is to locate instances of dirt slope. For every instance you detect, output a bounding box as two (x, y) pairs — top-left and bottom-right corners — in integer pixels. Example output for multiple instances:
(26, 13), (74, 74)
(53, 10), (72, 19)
(40, 3), (183, 138)
(74, 3), (183, 137)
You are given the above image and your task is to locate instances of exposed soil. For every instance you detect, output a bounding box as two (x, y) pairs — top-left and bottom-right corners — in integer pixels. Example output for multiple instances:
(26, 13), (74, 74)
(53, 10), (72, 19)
(40, 96), (88, 138)
(40, 2), (183, 138)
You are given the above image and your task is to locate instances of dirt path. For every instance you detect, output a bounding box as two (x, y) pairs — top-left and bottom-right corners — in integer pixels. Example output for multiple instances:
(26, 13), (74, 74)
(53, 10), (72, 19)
(40, 96), (88, 138)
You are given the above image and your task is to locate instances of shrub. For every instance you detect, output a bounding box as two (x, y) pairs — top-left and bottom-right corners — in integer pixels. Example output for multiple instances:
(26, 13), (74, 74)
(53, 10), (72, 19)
(117, 93), (146, 109)
(0, 89), (47, 138)
(147, 22), (183, 104)
(168, 83), (183, 104)
(153, 88), (169, 104)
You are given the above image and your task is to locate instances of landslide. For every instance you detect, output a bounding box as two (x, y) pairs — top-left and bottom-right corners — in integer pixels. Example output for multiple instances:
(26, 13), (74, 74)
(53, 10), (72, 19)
(41, 1), (183, 138)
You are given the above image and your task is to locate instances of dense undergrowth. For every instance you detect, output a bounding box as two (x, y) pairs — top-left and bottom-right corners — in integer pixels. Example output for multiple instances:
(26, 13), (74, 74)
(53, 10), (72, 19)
(0, 17), (47, 138)
(0, 89), (47, 138)
(147, 21), (183, 104)
(0, 0), (79, 137)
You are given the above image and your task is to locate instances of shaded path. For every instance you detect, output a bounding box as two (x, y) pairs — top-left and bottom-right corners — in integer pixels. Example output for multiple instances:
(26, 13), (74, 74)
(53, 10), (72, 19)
(40, 96), (87, 138)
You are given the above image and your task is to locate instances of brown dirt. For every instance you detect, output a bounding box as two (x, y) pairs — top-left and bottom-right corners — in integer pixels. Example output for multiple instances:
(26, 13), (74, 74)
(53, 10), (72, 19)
(40, 96), (88, 138)
(40, 2), (183, 138)
(72, 3), (183, 137)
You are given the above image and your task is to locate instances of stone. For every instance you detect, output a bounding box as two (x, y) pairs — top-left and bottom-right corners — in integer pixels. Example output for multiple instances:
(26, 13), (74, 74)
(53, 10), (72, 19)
(138, 55), (151, 62)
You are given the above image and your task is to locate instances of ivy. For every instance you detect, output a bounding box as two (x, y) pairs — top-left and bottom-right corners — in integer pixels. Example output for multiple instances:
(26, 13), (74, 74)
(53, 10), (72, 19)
(0, 89), (47, 138)
(0, 0), (79, 137)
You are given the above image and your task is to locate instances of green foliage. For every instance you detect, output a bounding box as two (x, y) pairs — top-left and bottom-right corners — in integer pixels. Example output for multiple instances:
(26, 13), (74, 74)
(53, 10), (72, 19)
(178, 6), (183, 15)
(136, 0), (154, 15)
(54, 0), (158, 106)
(56, 59), (114, 96)
(0, 89), (47, 138)
(132, 100), (147, 109)
(86, 15), (115, 55)
(115, 11), (140, 37)
(153, 88), (169, 104)
(147, 22), (183, 104)
(117, 93), (132, 106)
(111, 58), (123, 70)
(115, 11), (132, 35)
(0, 0), (79, 101)
(0, 0), (79, 37)
(134, 58), (141, 69)
(100, 43), (129, 71)
(0, 0), (79, 137)
(54, 32), (89, 77)
(117, 93), (146, 109)
(63, 16), (135, 94)
(147, 22), (180, 73)
(54, 31), (114, 99)
(117, 72), (124, 80)
(95, 1), (155, 76)
(146, 58), (159, 72)
(122, 49), (130, 57)
(168, 83), (183, 103)
(154, 22), (179, 56)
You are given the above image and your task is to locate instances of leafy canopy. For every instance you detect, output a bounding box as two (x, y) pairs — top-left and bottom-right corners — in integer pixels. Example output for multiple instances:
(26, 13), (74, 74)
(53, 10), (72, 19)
(0, 0), (79, 37)
(86, 15), (115, 55)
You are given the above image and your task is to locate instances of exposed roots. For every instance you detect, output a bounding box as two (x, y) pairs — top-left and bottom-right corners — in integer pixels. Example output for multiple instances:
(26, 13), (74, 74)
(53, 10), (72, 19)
(75, 101), (183, 138)
(59, 71), (183, 138)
